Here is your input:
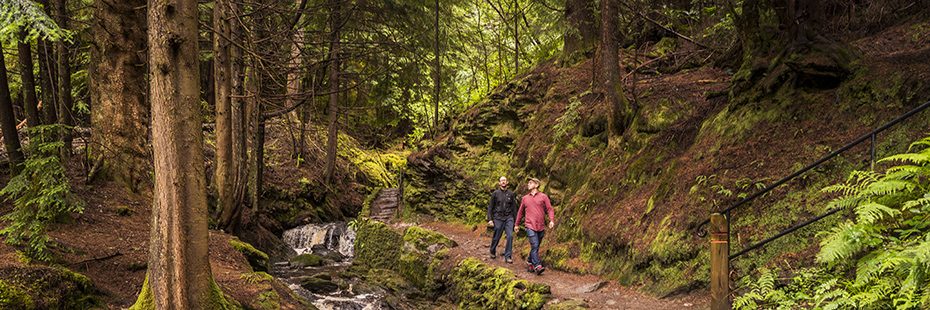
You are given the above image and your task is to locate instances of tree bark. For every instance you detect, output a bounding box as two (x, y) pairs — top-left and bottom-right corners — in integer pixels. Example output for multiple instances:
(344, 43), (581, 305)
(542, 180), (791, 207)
(37, 0), (58, 125)
(214, 0), (238, 230)
(90, 0), (150, 192)
(1, 44), (26, 173)
(432, 0), (441, 135)
(134, 0), (228, 307)
(599, 0), (635, 137)
(54, 0), (73, 158)
(513, 0), (519, 74)
(18, 30), (41, 129)
(324, 0), (342, 185)
(562, 0), (596, 62)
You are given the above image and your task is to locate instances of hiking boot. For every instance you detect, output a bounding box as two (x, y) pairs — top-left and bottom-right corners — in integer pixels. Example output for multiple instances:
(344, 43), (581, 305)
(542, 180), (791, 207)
(490, 253), (497, 259)
(526, 262), (535, 273)
(534, 265), (546, 276)
(505, 258), (513, 264)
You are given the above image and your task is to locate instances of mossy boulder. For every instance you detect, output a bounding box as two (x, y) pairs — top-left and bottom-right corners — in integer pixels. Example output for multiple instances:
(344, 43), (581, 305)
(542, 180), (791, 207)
(353, 220), (403, 270)
(450, 258), (551, 309)
(290, 253), (324, 268)
(403, 226), (457, 251)
(229, 237), (270, 272)
(299, 275), (340, 294)
(0, 265), (100, 310)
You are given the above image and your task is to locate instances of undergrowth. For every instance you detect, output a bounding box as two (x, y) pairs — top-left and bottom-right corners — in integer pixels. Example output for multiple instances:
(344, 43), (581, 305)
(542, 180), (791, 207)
(734, 135), (930, 309)
(0, 125), (83, 262)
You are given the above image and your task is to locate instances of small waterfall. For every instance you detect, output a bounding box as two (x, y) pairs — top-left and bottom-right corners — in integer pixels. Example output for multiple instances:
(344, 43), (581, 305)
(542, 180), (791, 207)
(278, 222), (381, 310)
(282, 222), (356, 258)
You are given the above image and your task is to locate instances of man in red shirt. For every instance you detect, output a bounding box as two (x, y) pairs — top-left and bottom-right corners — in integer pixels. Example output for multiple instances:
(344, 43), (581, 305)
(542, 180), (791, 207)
(515, 177), (555, 275)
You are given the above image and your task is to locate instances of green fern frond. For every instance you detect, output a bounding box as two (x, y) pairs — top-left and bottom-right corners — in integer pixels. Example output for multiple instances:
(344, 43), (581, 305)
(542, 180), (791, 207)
(880, 153), (930, 165)
(856, 202), (901, 224)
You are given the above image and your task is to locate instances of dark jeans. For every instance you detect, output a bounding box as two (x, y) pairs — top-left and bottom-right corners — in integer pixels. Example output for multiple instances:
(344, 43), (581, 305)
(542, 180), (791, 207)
(489, 217), (514, 259)
(526, 228), (545, 267)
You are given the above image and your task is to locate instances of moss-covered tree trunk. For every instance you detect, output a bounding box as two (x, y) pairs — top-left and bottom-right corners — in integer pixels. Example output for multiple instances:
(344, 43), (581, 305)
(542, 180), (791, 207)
(598, 0), (636, 137)
(133, 0), (230, 307)
(18, 30), (41, 129)
(90, 0), (150, 192)
(0, 44), (25, 173)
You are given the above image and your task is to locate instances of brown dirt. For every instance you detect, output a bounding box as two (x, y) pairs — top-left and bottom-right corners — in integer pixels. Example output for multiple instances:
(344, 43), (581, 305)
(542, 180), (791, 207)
(0, 162), (305, 309)
(423, 221), (708, 309)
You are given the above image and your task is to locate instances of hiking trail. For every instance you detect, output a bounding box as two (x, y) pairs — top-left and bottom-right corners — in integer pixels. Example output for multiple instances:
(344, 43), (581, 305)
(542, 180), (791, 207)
(422, 221), (708, 309)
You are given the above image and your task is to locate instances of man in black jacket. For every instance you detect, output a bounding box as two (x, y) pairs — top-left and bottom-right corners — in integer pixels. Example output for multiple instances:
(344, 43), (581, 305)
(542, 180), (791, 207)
(487, 176), (517, 263)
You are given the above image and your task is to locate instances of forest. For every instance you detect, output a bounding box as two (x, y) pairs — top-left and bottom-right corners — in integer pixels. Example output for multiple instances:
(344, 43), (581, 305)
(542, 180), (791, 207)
(1, 0), (930, 309)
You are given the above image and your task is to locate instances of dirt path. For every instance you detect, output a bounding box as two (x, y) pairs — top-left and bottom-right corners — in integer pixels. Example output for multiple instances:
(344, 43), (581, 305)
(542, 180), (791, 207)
(423, 221), (707, 309)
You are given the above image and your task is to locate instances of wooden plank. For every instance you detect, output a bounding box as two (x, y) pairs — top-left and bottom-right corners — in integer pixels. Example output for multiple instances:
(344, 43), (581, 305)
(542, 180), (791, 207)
(710, 213), (730, 310)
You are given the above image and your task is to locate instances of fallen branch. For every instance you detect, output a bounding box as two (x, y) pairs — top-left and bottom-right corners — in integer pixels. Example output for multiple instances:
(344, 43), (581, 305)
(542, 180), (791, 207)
(69, 251), (123, 266)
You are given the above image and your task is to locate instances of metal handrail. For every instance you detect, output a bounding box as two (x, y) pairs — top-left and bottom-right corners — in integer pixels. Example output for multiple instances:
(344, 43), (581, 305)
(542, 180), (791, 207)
(703, 99), (930, 260)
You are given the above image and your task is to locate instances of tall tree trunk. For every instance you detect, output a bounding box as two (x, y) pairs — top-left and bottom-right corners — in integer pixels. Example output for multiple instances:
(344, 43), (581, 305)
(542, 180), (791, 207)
(1, 44), (26, 173)
(37, 0), (58, 125)
(214, 0), (247, 231)
(562, 0), (596, 62)
(324, 0), (342, 185)
(513, 0), (519, 74)
(599, 0), (635, 137)
(54, 0), (73, 158)
(432, 0), (440, 134)
(285, 11), (304, 160)
(90, 0), (150, 192)
(133, 0), (229, 307)
(18, 30), (41, 129)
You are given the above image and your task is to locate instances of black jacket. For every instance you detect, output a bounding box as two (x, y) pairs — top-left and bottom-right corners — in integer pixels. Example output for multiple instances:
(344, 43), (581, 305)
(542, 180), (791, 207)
(487, 188), (517, 221)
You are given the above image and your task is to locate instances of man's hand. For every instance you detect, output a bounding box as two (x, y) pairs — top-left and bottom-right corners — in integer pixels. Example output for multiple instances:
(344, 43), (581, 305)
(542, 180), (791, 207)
(487, 220), (494, 227)
(514, 226), (520, 233)
(548, 221), (555, 229)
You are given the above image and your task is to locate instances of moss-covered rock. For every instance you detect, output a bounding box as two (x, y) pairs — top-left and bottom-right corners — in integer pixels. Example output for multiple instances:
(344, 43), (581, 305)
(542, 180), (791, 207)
(450, 258), (551, 309)
(353, 220), (403, 270)
(0, 265), (100, 310)
(229, 237), (270, 272)
(290, 253), (324, 268)
(299, 275), (340, 294)
(403, 226), (457, 251)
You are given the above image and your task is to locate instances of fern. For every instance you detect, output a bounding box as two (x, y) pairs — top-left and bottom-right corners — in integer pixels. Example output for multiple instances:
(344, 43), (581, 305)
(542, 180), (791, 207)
(0, 125), (83, 261)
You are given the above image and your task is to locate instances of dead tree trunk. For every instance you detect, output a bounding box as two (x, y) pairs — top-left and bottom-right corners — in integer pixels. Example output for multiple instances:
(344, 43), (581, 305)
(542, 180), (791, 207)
(133, 0), (229, 307)
(90, 0), (150, 192)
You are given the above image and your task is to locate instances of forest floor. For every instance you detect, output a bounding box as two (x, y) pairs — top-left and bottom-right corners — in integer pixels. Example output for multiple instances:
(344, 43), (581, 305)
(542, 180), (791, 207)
(423, 221), (709, 309)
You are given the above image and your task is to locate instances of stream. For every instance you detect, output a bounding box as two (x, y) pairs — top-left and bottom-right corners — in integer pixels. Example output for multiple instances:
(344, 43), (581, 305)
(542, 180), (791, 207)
(277, 222), (385, 310)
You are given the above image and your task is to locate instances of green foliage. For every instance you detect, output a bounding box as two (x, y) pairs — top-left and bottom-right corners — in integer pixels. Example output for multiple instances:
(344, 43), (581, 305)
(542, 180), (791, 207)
(0, 125), (83, 262)
(0, 0), (68, 41)
(554, 94), (584, 138)
(735, 135), (930, 309)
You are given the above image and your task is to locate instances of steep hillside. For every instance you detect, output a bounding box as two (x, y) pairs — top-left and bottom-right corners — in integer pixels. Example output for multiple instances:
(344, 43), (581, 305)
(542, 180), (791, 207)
(403, 17), (930, 295)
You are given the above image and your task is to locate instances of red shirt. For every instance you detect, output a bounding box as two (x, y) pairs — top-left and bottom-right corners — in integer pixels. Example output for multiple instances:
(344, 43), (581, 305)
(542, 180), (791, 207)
(516, 191), (555, 231)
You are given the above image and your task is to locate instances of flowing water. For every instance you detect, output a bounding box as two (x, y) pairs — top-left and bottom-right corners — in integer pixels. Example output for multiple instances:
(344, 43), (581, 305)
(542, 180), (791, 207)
(277, 222), (385, 310)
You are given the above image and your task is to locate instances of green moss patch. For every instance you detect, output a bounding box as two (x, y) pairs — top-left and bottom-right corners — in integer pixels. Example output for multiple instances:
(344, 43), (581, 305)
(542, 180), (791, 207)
(450, 258), (551, 309)
(0, 265), (100, 310)
(403, 226), (457, 251)
(353, 221), (403, 270)
(290, 253), (324, 268)
(229, 237), (270, 272)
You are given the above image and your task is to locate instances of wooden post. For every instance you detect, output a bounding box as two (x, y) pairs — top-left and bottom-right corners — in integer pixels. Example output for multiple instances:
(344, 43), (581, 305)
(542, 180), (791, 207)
(710, 213), (731, 310)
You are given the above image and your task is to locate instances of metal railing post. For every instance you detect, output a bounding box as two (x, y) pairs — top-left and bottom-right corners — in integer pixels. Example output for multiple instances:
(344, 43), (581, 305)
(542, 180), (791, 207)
(711, 213), (731, 310)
